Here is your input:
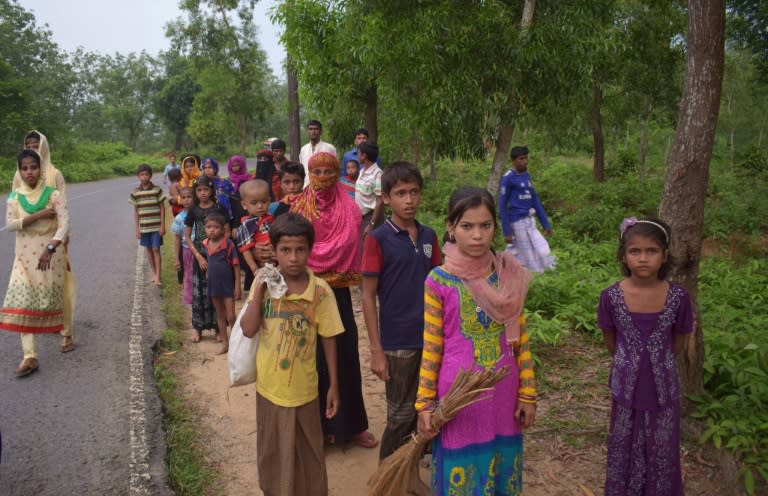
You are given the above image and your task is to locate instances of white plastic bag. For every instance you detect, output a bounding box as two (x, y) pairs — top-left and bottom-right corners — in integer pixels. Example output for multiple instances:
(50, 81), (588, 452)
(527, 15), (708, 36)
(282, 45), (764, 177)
(227, 303), (259, 387)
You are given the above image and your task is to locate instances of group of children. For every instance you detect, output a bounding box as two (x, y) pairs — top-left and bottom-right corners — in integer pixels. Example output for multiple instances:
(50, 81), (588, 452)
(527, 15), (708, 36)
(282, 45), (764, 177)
(122, 141), (692, 496)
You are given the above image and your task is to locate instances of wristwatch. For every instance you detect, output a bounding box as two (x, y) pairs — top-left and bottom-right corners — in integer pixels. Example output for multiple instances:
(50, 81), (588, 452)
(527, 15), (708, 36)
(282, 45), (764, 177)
(46, 243), (57, 254)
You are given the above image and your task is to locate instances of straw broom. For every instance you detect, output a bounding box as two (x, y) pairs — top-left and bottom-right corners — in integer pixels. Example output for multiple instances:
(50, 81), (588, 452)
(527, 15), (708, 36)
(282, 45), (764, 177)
(368, 366), (510, 496)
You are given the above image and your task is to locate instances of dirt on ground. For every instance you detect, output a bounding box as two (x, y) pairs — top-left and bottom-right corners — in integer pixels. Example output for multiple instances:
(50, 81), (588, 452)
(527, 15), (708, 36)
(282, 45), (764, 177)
(168, 293), (741, 496)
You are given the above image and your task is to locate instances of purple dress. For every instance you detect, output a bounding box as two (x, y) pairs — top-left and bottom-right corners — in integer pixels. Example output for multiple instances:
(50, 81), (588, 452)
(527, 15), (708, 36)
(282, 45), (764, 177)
(598, 282), (693, 496)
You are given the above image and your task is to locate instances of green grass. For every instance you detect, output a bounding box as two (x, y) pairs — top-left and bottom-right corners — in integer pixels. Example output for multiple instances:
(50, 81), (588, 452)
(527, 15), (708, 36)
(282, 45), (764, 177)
(153, 228), (219, 496)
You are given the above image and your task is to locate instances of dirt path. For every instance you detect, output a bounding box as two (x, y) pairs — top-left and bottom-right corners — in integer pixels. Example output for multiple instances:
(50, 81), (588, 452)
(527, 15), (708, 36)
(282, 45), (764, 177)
(169, 294), (737, 496)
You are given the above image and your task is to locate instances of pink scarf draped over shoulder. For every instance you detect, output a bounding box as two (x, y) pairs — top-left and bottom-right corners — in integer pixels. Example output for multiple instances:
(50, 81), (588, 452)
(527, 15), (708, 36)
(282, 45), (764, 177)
(290, 152), (362, 283)
(442, 242), (532, 343)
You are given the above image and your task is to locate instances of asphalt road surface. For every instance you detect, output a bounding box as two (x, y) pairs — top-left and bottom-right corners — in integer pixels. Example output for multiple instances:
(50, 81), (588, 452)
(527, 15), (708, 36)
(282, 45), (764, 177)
(0, 177), (172, 495)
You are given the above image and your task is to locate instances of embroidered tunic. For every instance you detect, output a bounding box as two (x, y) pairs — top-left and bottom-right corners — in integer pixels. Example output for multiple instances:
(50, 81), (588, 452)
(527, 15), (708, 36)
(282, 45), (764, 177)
(415, 266), (536, 495)
(598, 282), (693, 496)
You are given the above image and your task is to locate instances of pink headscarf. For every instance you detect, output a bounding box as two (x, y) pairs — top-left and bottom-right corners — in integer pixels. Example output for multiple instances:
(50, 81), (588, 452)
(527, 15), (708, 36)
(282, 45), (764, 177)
(226, 155), (251, 192)
(290, 152), (361, 280)
(442, 243), (531, 343)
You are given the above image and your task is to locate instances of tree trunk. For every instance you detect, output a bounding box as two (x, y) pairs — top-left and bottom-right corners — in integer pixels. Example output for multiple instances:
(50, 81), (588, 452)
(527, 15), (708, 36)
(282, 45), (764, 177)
(485, 0), (533, 199)
(364, 83), (378, 143)
(591, 80), (605, 182)
(658, 0), (725, 400)
(486, 112), (517, 200)
(638, 102), (652, 182)
(174, 132), (183, 153)
(286, 56), (301, 160)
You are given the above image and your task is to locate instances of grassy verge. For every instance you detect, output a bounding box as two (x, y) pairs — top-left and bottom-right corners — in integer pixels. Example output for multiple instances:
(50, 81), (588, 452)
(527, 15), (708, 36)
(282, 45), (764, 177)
(153, 233), (219, 495)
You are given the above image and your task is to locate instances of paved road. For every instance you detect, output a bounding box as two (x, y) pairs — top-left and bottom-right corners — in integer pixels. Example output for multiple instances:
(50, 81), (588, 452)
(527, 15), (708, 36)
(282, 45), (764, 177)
(0, 177), (172, 495)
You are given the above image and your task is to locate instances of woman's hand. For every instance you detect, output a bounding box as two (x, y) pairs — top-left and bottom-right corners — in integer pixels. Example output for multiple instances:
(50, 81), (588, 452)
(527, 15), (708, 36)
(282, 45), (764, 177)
(196, 253), (208, 271)
(37, 250), (52, 271)
(417, 411), (438, 440)
(514, 402), (536, 429)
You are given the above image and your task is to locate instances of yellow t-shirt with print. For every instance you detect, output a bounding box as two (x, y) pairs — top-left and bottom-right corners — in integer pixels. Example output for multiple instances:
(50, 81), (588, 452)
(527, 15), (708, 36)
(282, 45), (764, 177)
(253, 269), (344, 407)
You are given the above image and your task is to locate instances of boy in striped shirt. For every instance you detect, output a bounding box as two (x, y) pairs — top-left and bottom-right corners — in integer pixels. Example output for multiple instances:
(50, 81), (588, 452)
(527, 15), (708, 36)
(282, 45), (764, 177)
(130, 164), (166, 285)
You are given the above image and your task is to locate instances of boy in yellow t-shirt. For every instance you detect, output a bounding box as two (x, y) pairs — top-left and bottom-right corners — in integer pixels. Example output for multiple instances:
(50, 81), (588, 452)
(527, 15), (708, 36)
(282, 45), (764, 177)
(241, 212), (342, 496)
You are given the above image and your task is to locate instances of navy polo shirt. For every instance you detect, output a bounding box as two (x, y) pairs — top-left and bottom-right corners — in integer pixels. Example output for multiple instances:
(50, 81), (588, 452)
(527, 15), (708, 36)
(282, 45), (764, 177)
(361, 218), (441, 350)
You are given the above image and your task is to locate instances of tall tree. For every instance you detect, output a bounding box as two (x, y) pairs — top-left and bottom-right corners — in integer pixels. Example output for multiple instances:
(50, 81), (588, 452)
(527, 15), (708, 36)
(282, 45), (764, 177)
(154, 53), (199, 151)
(658, 0), (726, 397)
(168, 0), (271, 154)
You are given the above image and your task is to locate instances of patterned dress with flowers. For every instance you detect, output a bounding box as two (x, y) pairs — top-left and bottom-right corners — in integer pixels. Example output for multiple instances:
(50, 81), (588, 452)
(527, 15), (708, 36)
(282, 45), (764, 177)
(416, 266), (536, 495)
(0, 188), (70, 333)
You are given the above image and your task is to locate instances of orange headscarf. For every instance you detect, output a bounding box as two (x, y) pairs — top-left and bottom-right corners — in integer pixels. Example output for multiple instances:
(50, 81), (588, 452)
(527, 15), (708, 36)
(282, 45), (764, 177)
(179, 155), (201, 188)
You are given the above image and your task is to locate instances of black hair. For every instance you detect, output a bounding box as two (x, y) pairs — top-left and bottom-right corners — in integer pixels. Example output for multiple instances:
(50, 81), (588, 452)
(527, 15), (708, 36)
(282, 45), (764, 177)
(358, 141), (379, 163)
(618, 218), (672, 280)
(167, 168), (182, 181)
(354, 128), (369, 137)
(179, 186), (194, 196)
(444, 186), (497, 244)
(192, 175), (216, 204)
(136, 164), (153, 176)
(269, 212), (315, 250)
(278, 161), (306, 181)
(271, 139), (286, 151)
(510, 146), (529, 159)
(24, 131), (41, 144)
(204, 212), (227, 227)
(307, 119), (322, 129)
(381, 161), (423, 195)
(17, 149), (41, 168)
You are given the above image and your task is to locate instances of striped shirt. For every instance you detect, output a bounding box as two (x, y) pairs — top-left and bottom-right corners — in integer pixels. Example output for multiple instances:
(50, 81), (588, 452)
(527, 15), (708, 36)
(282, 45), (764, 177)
(129, 184), (166, 233)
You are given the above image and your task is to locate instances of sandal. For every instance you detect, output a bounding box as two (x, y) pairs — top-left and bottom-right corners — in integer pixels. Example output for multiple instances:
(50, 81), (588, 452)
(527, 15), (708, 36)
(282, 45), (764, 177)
(15, 358), (39, 378)
(351, 431), (379, 449)
(60, 336), (75, 353)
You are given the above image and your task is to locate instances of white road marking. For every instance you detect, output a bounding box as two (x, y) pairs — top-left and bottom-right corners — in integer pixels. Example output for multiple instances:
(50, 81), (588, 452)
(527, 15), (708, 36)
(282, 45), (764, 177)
(129, 246), (152, 495)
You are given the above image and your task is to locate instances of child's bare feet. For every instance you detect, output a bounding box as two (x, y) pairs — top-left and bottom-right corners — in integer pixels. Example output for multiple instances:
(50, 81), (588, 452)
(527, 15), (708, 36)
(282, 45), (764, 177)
(191, 331), (202, 343)
(216, 344), (228, 355)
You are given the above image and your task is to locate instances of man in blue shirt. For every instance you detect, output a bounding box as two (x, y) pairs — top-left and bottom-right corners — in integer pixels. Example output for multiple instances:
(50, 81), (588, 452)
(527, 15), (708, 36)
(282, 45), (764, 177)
(341, 128), (381, 177)
(498, 146), (556, 272)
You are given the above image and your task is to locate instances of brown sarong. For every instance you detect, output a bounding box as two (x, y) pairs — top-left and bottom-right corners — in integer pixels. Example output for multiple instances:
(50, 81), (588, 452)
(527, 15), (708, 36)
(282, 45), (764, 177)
(257, 394), (327, 496)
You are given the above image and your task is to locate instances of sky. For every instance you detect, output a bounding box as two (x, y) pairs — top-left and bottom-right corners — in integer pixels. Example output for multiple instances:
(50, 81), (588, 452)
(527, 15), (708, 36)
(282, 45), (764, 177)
(19, 0), (286, 78)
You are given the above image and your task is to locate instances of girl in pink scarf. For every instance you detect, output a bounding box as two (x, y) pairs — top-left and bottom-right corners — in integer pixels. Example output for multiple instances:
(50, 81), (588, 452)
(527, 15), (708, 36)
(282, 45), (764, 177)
(226, 155), (251, 193)
(290, 151), (378, 448)
(291, 151), (362, 287)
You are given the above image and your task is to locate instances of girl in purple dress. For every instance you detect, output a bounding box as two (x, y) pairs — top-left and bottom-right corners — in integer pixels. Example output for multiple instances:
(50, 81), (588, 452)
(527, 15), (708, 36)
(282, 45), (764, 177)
(598, 217), (693, 496)
(416, 187), (536, 495)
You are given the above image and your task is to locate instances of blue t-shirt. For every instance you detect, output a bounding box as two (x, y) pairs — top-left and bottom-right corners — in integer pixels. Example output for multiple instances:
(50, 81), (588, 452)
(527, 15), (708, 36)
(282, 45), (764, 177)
(340, 148), (382, 177)
(361, 219), (441, 350)
(498, 169), (550, 236)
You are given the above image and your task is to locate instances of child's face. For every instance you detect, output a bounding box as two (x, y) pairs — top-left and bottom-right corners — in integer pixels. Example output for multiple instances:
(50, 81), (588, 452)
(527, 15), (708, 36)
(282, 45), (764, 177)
(137, 170), (152, 185)
(19, 156), (41, 188)
(512, 154), (528, 173)
(446, 205), (495, 258)
(195, 184), (212, 203)
(280, 173), (303, 195)
(202, 161), (216, 178)
(274, 235), (310, 279)
(345, 161), (359, 179)
(272, 148), (285, 162)
(184, 160), (197, 174)
(25, 138), (40, 152)
(230, 161), (243, 173)
(241, 189), (270, 217)
(170, 155), (176, 164)
(622, 234), (667, 280)
(180, 191), (194, 209)
(204, 219), (225, 240)
(384, 180), (421, 222)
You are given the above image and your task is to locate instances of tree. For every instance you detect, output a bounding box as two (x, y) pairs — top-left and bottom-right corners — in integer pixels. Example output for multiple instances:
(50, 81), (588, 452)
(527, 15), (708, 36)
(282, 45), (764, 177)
(168, 0), (272, 154)
(154, 53), (199, 151)
(658, 0), (726, 397)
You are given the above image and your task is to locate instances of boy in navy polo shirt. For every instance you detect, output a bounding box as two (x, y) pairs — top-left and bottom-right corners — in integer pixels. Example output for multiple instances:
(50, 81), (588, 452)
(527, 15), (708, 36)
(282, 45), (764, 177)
(361, 162), (441, 471)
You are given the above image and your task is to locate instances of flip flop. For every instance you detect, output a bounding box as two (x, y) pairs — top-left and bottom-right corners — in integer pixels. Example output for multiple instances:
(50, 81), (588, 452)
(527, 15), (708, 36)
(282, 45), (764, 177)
(351, 431), (379, 449)
(15, 358), (39, 378)
(60, 336), (75, 353)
